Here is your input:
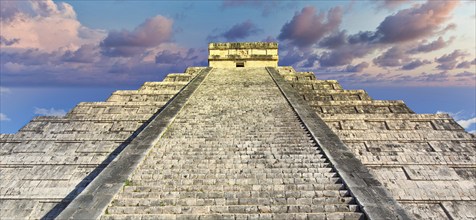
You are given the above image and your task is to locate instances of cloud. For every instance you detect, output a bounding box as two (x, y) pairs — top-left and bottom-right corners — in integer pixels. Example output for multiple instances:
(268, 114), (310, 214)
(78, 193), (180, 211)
(0, 113), (11, 121)
(221, 0), (284, 16)
(348, 1), (458, 45)
(388, 71), (450, 83)
(457, 117), (476, 129)
(0, 1), (23, 21)
(155, 48), (199, 65)
(373, 1), (459, 43)
(345, 62), (369, 72)
(62, 44), (100, 63)
(1, 14), (203, 87)
(262, 36), (277, 42)
(435, 50), (469, 70)
(373, 46), (409, 67)
(278, 6), (342, 48)
(0, 36), (20, 46)
(456, 61), (472, 69)
(278, 47), (305, 66)
(373, 0), (410, 9)
(319, 43), (373, 67)
(318, 31), (347, 49)
(30, 0), (76, 18)
(0, 2), (204, 88)
(401, 59), (431, 70)
(34, 107), (66, 116)
(0, 0), (105, 52)
(408, 37), (453, 54)
(0, 87), (11, 95)
(279, 1), (460, 70)
(209, 20), (262, 41)
(100, 15), (173, 57)
(415, 72), (449, 82)
(455, 71), (475, 78)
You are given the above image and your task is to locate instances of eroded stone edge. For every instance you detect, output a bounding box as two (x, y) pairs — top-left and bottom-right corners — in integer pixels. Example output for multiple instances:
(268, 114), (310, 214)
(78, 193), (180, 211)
(56, 67), (212, 220)
(266, 67), (414, 220)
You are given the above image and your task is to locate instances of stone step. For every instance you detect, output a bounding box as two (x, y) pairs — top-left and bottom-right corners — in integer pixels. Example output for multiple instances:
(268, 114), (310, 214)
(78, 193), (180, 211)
(122, 183), (346, 193)
(111, 196), (355, 207)
(131, 173), (339, 180)
(101, 212), (365, 220)
(131, 174), (339, 181)
(145, 147), (322, 152)
(136, 164), (333, 170)
(160, 139), (315, 142)
(116, 190), (351, 199)
(144, 154), (328, 160)
(134, 167), (335, 173)
(106, 204), (360, 215)
(130, 177), (342, 185)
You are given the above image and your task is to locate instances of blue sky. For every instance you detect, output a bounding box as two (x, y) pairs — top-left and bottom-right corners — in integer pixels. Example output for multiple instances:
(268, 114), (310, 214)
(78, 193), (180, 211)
(1, 0), (475, 133)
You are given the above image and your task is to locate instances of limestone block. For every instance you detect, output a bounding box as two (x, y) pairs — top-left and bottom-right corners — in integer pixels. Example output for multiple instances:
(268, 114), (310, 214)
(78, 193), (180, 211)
(403, 165), (460, 181)
(139, 81), (187, 91)
(358, 105), (392, 114)
(453, 167), (476, 180)
(185, 67), (207, 75)
(429, 140), (476, 152)
(0, 200), (37, 219)
(402, 203), (449, 219)
(369, 167), (408, 181)
(74, 141), (120, 153)
(26, 165), (76, 180)
(386, 120), (415, 130)
(331, 94), (361, 101)
(364, 141), (406, 152)
(442, 201), (476, 219)
(432, 119), (464, 130)
(340, 120), (368, 130)
(10, 141), (52, 153)
(163, 74), (194, 82)
(110, 121), (143, 132)
(19, 121), (49, 132)
(319, 106), (357, 114)
(0, 141), (19, 154)
(388, 105), (414, 113)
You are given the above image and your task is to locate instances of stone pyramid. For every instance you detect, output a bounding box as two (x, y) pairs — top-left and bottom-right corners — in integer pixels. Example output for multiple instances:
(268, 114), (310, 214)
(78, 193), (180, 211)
(1, 42), (474, 219)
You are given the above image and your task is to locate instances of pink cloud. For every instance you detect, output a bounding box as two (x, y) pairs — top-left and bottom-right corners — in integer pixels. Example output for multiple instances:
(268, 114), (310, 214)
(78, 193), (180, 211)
(375, 1), (459, 43)
(278, 6), (342, 48)
(1, 0), (105, 52)
(100, 15), (173, 57)
(0, 1), (203, 87)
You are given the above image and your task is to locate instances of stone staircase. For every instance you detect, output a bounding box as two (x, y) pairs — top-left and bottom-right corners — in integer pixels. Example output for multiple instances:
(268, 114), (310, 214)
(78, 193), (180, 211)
(101, 68), (364, 219)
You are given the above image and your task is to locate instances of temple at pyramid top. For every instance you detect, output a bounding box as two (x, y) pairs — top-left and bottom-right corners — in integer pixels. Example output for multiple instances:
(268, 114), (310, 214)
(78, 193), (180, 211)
(208, 42), (279, 68)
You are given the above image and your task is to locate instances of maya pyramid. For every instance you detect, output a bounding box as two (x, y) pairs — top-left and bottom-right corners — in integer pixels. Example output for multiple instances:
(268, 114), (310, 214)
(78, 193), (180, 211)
(1, 42), (475, 220)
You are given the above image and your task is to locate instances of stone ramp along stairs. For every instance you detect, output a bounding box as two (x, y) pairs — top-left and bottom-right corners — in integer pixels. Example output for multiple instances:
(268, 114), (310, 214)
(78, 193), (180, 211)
(100, 67), (364, 219)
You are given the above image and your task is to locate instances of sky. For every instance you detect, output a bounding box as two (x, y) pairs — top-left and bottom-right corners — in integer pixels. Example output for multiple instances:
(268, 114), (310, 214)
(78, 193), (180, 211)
(0, 0), (475, 134)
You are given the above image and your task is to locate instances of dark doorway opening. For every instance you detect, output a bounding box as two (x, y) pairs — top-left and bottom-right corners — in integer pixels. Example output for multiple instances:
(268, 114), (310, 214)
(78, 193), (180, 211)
(236, 62), (245, 67)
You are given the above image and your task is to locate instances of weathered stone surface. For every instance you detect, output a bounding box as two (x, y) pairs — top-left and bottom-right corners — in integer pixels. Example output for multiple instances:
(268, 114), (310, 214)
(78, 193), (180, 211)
(99, 67), (364, 219)
(208, 42), (278, 68)
(0, 67), (205, 219)
(276, 66), (476, 219)
(1, 42), (475, 219)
